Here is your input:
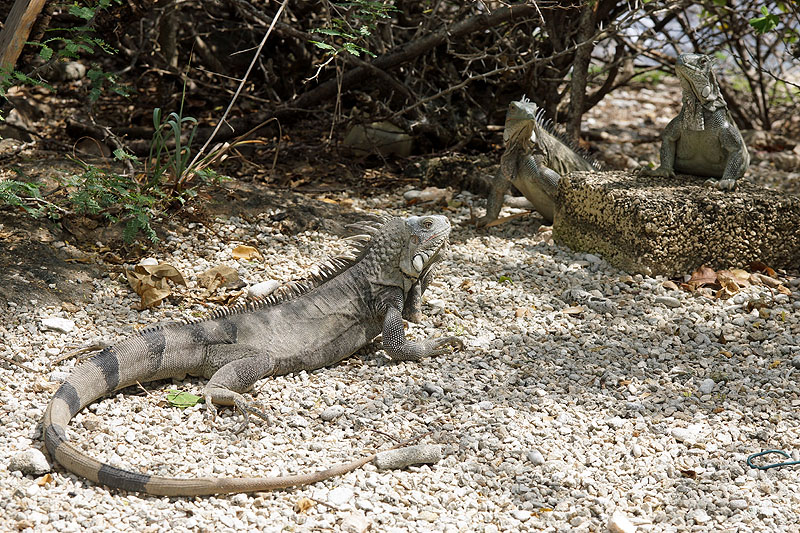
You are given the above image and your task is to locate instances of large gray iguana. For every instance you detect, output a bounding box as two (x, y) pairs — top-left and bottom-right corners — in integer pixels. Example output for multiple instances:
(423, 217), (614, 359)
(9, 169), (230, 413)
(641, 53), (750, 190)
(42, 215), (462, 496)
(477, 98), (601, 226)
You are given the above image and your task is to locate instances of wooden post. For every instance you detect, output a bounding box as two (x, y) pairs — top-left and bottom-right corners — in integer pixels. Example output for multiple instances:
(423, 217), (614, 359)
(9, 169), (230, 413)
(0, 0), (48, 72)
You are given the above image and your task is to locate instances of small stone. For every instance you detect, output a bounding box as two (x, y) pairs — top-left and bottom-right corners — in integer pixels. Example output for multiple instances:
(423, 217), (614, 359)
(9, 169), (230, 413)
(698, 378), (715, 395)
(422, 382), (444, 396)
(655, 295), (681, 308)
(418, 510), (439, 522)
(9, 449), (50, 476)
(42, 317), (75, 333)
(138, 257), (159, 266)
(511, 510), (531, 522)
(328, 487), (354, 506)
(729, 499), (748, 511)
(608, 510), (636, 533)
(671, 425), (702, 444)
(526, 450), (545, 465)
(247, 280), (280, 299)
(373, 444), (442, 470)
(792, 356), (800, 370)
(320, 405), (345, 422)
(584, 253), (602, 263)
(631, 444), (642, 458)
(341, 511), (371, 533)
(688, 508), (710, 524)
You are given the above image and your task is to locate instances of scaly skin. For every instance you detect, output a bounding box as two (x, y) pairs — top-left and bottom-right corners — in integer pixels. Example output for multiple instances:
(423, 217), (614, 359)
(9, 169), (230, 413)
(642, 53), (750, 190)
(42, 215), (462, 496)
(478, 98), (600, 226)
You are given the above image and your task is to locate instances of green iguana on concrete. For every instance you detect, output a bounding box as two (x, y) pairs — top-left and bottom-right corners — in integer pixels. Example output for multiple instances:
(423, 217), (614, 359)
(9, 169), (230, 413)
(42, 215), (462, 496)
(641, 53), (750, 190)
(477, 98), (601, 226)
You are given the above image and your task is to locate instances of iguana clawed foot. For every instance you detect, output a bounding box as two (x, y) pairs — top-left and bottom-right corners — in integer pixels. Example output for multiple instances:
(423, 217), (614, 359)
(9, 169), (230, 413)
(704, 178), (737, 191)
(204, 391), (271, 433)
(640, 166), (675, 179)
(423, 335), (464, 356)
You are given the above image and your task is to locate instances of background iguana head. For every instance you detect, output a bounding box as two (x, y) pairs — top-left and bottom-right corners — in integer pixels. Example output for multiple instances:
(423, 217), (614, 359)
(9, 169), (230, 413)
(676, 53), (723, 104)
(503, 98), (541, 148)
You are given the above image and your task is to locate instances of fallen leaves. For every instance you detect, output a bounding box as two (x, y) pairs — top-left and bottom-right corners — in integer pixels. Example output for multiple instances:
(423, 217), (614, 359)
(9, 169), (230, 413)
(126, 263), (187, 309)
(126, 244), (265, 309)
(676, 263), (792, 300)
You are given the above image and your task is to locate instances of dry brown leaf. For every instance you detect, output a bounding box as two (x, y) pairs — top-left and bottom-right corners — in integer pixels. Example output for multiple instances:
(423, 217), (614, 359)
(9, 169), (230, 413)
(715, 270), (742, 299)
(683, 265), (717, 291)
(232, 245), (263, 261)
(294, 497), (314, 513)
(126, 263), (187, 309)
(198, 265), (240, 292)
(515, 307), (534, 318)
(750, 261), (777, 277)
(729, 268), (751, 285)
(777, 285), (792, 296)
(751, 272), (782, 288)
(662, 280), (679, 291)
(36, 473), (53, 486)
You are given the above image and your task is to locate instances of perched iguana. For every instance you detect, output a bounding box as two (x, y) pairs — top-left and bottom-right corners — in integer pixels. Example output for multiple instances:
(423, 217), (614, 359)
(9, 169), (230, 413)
(641, 53), (750, 190)
(42, 215), (462, 496)
(477, 98), (601, 226)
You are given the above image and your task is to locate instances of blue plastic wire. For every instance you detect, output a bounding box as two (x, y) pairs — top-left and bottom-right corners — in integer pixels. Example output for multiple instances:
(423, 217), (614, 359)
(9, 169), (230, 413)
(747, 450), (800, 470)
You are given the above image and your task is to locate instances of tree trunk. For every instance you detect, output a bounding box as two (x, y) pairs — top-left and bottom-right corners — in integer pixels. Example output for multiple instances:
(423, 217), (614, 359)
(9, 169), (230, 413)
(0, 0), (47, 73)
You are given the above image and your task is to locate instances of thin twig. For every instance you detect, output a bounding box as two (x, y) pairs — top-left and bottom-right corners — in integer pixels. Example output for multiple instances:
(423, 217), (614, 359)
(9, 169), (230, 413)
(188, 0), (289, 169)
(0, 354), (37, 373)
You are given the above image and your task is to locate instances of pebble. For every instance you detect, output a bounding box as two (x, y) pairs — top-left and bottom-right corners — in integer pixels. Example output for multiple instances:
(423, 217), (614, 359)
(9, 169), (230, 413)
(41, 317), (75, 333)
(9, 449), (50, 475)
(671, 425), (703, 444)
(698, 378), (715, 395)
(608, 511), (636, 533)
(373, 444), (442, 470)
(422, 382), (444, 396)
(328, 487), (354, 506)
(138, 257), (159, 266)
(655, 295), (681, 308)
(730, 499), (749, 511)
(341, 511), (371, 533)
(526, 450), (545, 465)
(247, 280), (280, 299)
(319, 405), (345, 421)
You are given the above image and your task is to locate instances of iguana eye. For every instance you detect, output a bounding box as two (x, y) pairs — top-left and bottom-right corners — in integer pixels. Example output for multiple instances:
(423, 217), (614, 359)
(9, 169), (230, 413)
(422, 218), (433, 229)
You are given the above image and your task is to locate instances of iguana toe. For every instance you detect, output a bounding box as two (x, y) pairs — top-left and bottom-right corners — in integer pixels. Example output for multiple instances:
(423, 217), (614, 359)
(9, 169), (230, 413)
(232, 398), (271, 434)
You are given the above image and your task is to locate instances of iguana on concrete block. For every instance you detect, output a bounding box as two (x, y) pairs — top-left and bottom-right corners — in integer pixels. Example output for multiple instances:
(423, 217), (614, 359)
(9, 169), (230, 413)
(42, 215), (462, 496)
(641, 53), (750, 190)
(477, 98), (601, 226)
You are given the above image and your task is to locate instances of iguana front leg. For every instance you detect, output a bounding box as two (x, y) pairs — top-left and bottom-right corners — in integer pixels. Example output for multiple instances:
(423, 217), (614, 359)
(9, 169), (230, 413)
(705, 125), (749, 191)
(202, 345), (275, 433)
(476, 168), (511, 228)
(642, 116), (681, 178)
(382, 305), (462, 362)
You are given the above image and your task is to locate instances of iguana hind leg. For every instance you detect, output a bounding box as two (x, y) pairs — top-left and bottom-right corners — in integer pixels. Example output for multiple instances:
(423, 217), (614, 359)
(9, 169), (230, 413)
(202, 345), (275, 433)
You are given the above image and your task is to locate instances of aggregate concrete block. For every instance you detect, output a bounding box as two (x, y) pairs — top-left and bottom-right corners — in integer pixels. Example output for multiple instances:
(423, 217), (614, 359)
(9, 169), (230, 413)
(553, 171), (800, 276)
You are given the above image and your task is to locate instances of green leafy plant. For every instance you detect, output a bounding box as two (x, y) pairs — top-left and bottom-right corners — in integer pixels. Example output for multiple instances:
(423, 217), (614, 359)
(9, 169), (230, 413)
(749, 6), (780, 34)
(309, 1), (398, 58)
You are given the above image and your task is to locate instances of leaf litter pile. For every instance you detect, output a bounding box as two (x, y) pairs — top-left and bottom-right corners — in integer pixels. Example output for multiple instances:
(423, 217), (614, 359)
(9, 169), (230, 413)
(669, 262), (793, 305)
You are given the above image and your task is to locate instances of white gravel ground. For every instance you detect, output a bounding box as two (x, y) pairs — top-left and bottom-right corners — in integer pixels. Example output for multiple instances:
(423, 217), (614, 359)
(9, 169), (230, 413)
(2, 191), (800, 533)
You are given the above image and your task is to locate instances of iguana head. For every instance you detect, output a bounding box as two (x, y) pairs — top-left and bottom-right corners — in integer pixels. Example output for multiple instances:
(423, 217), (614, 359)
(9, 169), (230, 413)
(398, 215), (451, 281)
(504, 98), (541, 147)
(675, 53), (723, 106)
